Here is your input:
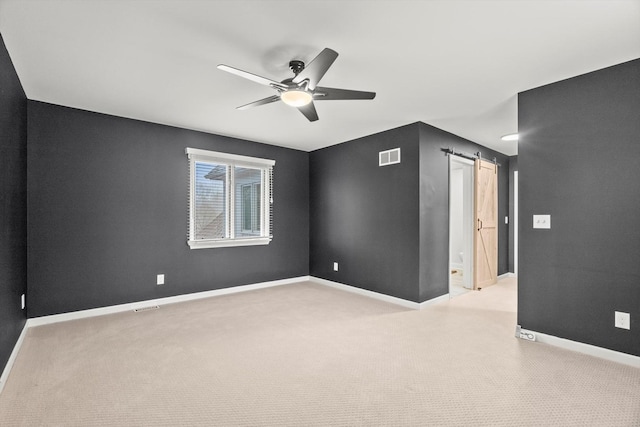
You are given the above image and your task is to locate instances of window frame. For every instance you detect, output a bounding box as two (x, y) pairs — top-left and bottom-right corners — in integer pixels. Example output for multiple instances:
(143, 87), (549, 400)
(186, 148), (274, 249)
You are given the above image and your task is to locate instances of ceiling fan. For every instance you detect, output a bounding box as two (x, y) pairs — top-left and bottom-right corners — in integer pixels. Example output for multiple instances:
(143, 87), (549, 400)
(217, 48), (376, 122)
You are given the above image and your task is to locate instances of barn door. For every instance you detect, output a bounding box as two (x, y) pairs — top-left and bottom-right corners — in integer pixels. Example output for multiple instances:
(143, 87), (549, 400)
(473, 159), (497, 289)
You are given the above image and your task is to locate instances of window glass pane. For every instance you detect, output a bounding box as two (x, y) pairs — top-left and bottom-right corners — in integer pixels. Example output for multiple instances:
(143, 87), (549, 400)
(254, 183), (261, 232)
(194, 162), (227, 240)
(242, 185), (252, 231)
(234, 166), (262, 237)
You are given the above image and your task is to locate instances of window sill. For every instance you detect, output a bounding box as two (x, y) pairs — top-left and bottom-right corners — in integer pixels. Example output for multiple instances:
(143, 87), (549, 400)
(188, 237), (271, 250)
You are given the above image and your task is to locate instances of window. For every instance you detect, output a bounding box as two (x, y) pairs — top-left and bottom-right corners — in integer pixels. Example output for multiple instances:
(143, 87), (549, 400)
(186, 148), (274, 249)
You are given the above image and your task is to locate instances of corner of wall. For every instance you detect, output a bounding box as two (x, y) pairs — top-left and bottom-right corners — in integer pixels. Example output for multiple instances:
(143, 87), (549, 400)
(0, 31), (29, 379)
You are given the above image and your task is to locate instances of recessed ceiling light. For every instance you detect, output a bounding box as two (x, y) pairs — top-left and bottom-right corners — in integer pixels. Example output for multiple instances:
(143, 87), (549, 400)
(280, 90), (313, 107)
(501, 133), (519, 141)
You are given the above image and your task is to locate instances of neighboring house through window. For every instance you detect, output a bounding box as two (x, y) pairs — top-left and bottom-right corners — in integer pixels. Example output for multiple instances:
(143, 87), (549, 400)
(186, 147), (274, 249)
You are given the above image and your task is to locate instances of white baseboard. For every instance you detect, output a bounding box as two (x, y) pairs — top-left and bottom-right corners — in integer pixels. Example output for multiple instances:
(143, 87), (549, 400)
(419, 293), (450, 308)
(27, 276), (310, 327)
(27, 275), (447, 330)
(524, 329), (640, 368)
(310, 276), (448, 310)
(498, 272), (516, 279)
(0, 322), (28, 394)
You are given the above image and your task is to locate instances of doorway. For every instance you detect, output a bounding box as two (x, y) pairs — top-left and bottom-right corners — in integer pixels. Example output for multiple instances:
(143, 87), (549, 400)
(449, 155), (474, 297)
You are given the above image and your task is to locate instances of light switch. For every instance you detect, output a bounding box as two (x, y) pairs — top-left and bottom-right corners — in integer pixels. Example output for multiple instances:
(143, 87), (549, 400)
(533, 215), (551, 229)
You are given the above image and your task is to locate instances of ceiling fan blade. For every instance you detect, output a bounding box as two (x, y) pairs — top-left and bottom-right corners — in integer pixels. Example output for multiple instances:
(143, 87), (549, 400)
(297, 101), (319, 122)
(237, 95), (281, 110)
(292, 48), (338, 90)
(314, 86), (376, 100)
(217, 64), (287, 90)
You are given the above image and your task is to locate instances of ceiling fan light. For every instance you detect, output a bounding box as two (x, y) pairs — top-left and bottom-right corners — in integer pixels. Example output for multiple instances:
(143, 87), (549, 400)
(501, 133), (519, 141)
(280, 90), (313, 107)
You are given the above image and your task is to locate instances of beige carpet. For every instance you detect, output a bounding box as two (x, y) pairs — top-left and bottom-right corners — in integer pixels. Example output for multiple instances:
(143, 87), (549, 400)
(1, 278), (639, 426)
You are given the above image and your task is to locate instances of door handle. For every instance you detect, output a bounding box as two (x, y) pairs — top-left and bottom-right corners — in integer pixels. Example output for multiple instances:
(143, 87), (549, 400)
(477, 219), (483, 231)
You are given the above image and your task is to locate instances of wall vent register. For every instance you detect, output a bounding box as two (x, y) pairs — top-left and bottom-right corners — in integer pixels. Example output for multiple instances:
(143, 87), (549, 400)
(134, 305), (160, 312)
(379, 148), (401, 166)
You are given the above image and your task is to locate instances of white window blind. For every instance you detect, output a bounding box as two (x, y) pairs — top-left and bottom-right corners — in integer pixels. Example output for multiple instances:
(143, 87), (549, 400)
(186, 148), (274, 249)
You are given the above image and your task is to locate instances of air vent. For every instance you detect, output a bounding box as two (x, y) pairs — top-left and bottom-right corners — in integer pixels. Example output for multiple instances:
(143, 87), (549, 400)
(133, 305), (160, 312)
(379, 148), (401, 166)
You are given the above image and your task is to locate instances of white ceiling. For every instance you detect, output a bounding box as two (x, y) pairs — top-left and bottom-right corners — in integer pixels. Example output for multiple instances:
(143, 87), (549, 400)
(1, 1), (639, 155)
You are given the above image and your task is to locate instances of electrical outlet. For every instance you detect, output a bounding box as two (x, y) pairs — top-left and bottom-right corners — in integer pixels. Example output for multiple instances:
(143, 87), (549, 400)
(157, 274), (165, 285)
(615, 311), (630, 330)
(333, 262), (339, 272)
(517, 328), (536, 341)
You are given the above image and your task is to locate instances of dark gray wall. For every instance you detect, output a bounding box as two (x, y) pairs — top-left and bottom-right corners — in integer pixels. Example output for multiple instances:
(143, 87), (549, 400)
(518, 58), (640, 356)
(508, 155), (518, 273)
(310, 122), (509, 303)
(27, 101), (309, 317)
(0, 33), (28, 373)
(310, 124), (421, 301)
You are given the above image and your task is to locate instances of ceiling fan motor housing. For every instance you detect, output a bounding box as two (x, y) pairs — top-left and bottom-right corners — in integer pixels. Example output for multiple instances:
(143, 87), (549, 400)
(289, 60), (305, 75)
